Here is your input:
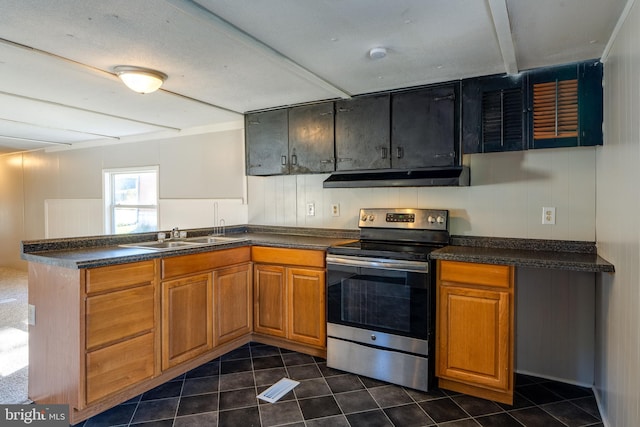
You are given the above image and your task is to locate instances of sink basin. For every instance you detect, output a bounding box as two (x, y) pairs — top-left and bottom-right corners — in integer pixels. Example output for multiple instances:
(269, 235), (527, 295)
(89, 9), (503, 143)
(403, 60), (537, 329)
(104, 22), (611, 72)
(119, 235), (247, 251)
(119, 240), (203, 251)
(186, 236), (247, 244)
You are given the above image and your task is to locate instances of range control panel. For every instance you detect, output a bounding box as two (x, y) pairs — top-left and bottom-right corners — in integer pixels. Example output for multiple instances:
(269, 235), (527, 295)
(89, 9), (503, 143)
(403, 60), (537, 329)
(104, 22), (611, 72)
(358, 208), (449, 231)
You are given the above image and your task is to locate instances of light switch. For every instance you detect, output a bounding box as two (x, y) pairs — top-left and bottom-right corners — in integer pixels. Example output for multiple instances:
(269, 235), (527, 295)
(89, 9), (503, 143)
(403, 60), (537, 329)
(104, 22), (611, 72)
(306, 203), (315, 216)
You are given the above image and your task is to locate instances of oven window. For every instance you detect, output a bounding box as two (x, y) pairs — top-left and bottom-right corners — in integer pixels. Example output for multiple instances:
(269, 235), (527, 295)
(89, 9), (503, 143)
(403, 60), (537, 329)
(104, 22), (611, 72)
(341, 275), (411, 333)
(327, 264), (431, 339)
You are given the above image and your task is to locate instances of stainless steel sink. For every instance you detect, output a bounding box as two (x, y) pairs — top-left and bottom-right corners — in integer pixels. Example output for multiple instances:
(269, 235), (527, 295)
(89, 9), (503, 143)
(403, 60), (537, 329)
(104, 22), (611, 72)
(185, 235), (248, 244)
(119, 240), (204, 251)
(119, 235), (247, 251)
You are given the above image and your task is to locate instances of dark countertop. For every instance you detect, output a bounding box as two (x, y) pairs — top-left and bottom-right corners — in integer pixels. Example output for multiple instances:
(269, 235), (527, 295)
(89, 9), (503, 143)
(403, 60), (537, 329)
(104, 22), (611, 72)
(21, 227), (615, 273)
(20, 226), (359, 269)
(430, 236), (614, 273)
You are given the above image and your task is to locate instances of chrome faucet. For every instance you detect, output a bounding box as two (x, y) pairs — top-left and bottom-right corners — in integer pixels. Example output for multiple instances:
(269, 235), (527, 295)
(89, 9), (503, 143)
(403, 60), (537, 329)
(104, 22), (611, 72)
(172, 227), (180, 239)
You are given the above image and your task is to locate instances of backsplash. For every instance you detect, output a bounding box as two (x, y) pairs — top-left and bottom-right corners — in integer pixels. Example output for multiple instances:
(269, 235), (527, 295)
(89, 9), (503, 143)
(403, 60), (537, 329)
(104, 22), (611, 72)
(248, 146), (597, 241)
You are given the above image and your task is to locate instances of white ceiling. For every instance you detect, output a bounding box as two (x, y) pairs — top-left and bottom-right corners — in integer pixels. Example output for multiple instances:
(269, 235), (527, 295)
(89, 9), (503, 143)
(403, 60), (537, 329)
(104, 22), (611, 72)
(0, 0), (627, 155)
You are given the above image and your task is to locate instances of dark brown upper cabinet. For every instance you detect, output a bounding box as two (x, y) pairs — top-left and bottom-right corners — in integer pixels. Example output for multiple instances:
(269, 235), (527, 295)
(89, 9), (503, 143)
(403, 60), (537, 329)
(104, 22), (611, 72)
(245, 102), (335, 176)
(334, 93), (391, 171)
(245, 109), (289, 176)
(288, 102), (335, 174)
(527, 60), (603, 149)
(391, 83), (460, 168)
(462, 74), (526, 154)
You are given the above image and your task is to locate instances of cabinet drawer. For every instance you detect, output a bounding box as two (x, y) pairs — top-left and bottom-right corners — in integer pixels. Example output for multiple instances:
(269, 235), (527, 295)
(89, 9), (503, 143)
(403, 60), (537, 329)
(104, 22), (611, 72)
(251, 246), (325, 268)
(86, 285), (155, 350)
(86, 332), (155, 404)
(86, 261), (155, 294)
(439, 261), (512, 289)
(162, 246), (250, 279)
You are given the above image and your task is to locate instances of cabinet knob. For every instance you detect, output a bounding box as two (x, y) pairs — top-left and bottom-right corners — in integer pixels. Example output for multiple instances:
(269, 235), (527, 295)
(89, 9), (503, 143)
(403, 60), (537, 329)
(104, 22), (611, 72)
(371, 334), (377, 341)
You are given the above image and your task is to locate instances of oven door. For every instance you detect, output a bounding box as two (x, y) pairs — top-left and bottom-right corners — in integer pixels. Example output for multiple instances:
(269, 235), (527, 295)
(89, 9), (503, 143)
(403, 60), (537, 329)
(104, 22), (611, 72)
(326, 254), (432, 340)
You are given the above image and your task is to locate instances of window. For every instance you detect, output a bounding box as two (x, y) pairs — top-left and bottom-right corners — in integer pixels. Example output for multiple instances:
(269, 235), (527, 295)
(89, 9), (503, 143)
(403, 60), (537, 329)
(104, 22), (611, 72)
(104, 166), (159, 234)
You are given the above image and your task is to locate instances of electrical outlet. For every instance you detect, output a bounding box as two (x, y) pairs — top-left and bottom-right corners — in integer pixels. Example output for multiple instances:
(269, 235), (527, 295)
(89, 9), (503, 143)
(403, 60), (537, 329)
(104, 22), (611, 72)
(542, 207), (556, 225)
(306, 202), (315, 216)
(331, 203), (340, 217)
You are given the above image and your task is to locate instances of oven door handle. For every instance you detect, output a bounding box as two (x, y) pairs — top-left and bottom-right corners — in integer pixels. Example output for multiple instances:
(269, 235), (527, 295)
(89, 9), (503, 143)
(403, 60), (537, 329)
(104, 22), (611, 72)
(326, 255), (429, 273)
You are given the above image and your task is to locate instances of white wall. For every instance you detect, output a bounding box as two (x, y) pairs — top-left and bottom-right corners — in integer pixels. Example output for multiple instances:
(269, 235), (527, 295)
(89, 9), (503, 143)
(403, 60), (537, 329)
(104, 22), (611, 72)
(0, 154), (25, 269)
(20, 128), (247, 243)
(249, 147), (596, 240)
(596, 0), (640, 425)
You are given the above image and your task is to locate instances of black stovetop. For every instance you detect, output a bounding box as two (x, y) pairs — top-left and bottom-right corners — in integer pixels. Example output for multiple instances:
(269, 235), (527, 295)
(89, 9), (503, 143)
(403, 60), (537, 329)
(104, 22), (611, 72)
(327, 239), (446, 262)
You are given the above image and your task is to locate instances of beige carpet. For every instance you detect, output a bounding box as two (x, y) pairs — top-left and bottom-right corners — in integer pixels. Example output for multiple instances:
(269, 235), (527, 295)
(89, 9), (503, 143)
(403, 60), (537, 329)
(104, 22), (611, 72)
(0, 267), (29, 404)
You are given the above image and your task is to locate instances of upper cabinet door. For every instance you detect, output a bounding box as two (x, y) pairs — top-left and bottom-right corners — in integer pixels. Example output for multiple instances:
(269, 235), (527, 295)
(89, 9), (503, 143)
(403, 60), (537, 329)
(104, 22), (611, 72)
(391, 84), (459, 169)
(335, 94), (391, 171)
(462, 74), (526, 154)
(245, 109), (289, 176)
(288, 102), (335, 174)
(527, 60), (603, 149)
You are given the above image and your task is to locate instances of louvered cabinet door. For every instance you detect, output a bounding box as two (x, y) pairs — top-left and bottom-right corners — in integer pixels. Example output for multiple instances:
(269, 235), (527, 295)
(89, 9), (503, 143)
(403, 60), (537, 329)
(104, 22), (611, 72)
(528, 60), (603, 149)
(462, 74), (526, 154)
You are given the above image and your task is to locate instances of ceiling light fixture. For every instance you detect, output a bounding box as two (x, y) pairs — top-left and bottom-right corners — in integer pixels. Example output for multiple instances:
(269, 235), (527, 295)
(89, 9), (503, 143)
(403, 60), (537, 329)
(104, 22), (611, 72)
(114, 66), (167, 94)
(369, 47), (387, 60)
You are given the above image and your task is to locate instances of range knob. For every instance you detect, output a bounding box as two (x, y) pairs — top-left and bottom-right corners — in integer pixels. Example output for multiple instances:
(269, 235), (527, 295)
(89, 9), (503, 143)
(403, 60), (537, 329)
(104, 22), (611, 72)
(437, 216), (445, 224)
(368, 214), (375, 222)
(361, 214), (368, 222)
(427, 215), (436, 224)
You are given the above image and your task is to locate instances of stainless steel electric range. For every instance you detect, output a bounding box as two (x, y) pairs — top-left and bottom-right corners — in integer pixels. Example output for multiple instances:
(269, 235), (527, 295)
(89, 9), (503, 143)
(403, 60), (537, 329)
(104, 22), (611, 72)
(326, 207), (450, 392)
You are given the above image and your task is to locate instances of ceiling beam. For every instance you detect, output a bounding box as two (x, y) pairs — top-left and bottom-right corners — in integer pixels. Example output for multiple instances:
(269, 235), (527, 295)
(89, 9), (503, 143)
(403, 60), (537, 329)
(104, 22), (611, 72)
(166, 0), (352, 99)
(0, 135), (72, 146)
(488, 0), (518, 74)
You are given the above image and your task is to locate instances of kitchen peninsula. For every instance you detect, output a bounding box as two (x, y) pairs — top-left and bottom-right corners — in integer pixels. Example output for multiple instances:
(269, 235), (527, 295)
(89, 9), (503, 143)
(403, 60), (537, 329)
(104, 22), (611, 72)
(21, 225), (613, 423)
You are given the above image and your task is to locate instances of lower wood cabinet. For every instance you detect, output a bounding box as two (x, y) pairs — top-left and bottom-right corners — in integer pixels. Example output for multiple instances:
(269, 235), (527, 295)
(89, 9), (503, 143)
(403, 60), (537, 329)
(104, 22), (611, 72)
(27, 243), (325, 424)
(436, 260), (515, 404)
(161, 272), (213, 370)
(254, 264), (287, 337)
(85, 332), (155, 404)
(287, 267), (326, 347)
(252, 247), (326, 350)
(214, 263), (253, 345)
(84, 260), (158, 404)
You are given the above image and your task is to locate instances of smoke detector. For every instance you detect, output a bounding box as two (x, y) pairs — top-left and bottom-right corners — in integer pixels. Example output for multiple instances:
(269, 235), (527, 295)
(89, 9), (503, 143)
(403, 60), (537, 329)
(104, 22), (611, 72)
(369, 47), (387, 59)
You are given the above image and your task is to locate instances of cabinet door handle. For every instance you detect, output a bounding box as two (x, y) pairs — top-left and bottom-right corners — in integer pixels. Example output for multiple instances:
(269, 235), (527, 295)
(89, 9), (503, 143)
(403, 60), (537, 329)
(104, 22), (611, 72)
(320, 159), (335, 164)
(433, 94), (455, 102)
(380, 148), (387, 159)
(338, 158), (353, 163)
(396, 147), (404, 159)
(291, 154), (298, 165)
(281, 156), (287, 165)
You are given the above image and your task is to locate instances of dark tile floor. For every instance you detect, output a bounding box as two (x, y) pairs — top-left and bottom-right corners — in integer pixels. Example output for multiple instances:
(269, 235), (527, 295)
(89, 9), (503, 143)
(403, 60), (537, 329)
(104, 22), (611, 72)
(75, 342), (603, 427)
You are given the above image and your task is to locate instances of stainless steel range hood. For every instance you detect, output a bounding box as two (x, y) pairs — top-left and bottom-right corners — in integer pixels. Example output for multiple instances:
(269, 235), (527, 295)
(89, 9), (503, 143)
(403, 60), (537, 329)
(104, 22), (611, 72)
(322, 166), (470, 188)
